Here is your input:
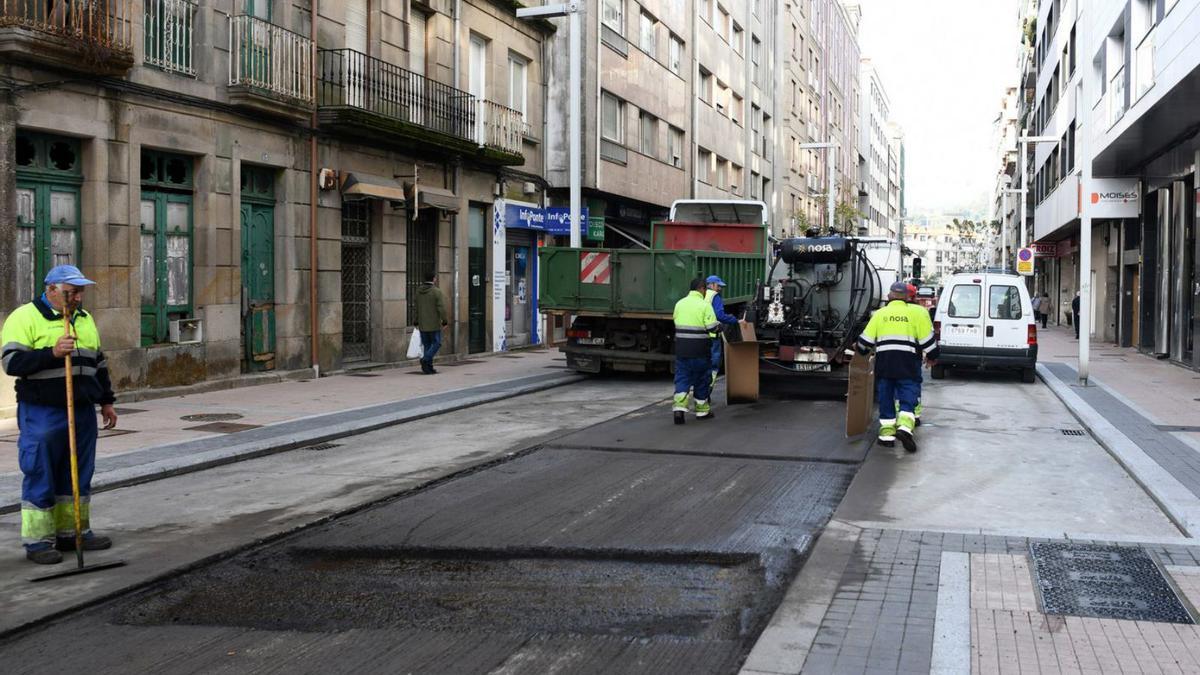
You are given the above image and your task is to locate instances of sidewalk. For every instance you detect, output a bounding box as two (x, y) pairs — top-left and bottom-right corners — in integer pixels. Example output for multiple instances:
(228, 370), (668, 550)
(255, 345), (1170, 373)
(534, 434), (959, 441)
(1036, 326), (1200, 536)
(0, 349), (581, 512)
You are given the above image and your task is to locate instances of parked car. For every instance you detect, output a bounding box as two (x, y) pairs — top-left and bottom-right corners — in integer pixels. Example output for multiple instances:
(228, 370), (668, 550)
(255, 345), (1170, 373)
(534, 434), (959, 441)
(915, 285), (938, 311)
(931, 271), (1038, 383)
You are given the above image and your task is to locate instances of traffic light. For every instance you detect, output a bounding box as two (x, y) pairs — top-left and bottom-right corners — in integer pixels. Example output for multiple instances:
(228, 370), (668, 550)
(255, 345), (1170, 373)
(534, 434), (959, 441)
(911, 257), (923, 281)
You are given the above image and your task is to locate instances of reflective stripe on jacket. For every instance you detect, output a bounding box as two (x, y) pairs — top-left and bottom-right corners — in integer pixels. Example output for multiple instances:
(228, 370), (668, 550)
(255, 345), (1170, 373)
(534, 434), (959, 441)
(704, 289), (739, 337)
(856, 299), (938, 380)
(1, 297), (115, 407)
(674, 290), (719, 359)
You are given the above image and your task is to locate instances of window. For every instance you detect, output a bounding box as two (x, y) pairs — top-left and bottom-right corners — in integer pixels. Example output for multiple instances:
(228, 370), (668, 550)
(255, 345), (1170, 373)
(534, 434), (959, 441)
(730, 164), (742, 194)
(751, 105), (761, 155)
(508, 55), (528, 117)
(669, 34), (683, 74)
(947, 284), (981, 319)
(640, 111), (657, 157)
(716, 81), (728, 113)
(989, 285), (1023, 320)
(13, 132), (82, 306)
(699, 68), (712, 104)
(731, 93), (743, 124)
(639, 10), (656, 55)
(751, 36), (761, 85)
(716, 158), (727, 189)
(762, 114), (771, 158)
(750, 171), (761, 199)
(732, 22), (743, 55)
(700, 0), (711, 24)
(601, 91), (624, 142)
(698, 148), (712, 183)
(245, 0), (271, 19)
(668, 126), (684, 168)
(602, 0), (624, 33)
(139, 149), (194, 345)
(718, 6), (730, 42)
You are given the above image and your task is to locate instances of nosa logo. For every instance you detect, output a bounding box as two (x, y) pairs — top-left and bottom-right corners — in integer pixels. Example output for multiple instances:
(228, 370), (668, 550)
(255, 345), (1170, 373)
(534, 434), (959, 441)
(1091, 192), (1138, 204)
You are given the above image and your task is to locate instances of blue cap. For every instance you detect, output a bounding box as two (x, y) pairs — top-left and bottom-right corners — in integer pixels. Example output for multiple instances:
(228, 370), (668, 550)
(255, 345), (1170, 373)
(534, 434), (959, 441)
(44, 265), (96, 287)
(706, 275), (727, 287)
(889, 281), (909, 294)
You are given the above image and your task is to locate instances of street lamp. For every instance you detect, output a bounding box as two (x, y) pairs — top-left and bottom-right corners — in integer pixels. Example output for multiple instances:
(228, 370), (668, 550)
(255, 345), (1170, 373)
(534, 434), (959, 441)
(517, 3), (583, 247)
(1018, 134), (1058, 251)
(999, 177), (1022, 271)
(797, 141), (838, 233)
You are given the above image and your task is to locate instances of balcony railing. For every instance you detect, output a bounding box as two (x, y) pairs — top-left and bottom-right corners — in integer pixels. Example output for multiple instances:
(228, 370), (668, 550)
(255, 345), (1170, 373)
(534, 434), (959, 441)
(229, 15), (314, 105)
(0, 0), (133, 54)
(318, 48), (475, 142)
(1135, 28), (1155, 102)
(144, 0), (196, 75)
(477, 100), (525, 156)
(1106, 65), (1127, 130)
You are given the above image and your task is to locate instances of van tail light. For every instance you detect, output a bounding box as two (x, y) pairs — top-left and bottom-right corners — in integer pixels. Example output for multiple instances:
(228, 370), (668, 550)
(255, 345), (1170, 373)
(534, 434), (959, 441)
(567, 329), (591, 339)
(1027, 324), (1037, 345)
(933, 321), (941, 340)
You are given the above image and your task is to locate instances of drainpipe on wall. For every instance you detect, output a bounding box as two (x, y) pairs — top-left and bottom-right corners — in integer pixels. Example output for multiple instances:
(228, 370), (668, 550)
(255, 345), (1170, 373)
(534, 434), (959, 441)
(690, 1), (698, 199)
(309, 0), (321, 377)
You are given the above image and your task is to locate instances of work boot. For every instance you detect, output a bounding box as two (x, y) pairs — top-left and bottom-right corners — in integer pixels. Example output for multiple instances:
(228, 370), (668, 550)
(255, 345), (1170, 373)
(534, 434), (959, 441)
(55, 532), (113, 552)
(26, 547), (63, 565)
(877, 439), (896, 448)
(695, 399), (713, 419)
(897, 428), (918, 453)
(674, 411), (685, 425)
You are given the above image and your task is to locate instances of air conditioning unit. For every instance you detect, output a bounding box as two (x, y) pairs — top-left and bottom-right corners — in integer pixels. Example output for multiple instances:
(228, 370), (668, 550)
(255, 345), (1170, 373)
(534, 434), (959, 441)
(169, 318), (203, 345)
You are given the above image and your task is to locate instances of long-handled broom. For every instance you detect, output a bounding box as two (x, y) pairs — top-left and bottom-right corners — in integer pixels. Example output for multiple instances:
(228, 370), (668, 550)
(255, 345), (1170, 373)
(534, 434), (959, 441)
(30, 306), (127, 582)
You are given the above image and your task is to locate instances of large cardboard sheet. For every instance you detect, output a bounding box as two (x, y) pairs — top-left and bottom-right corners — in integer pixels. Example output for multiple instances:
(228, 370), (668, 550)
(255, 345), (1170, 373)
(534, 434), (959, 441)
(725, 321), (760, 404)
(845, 352), (875, 437)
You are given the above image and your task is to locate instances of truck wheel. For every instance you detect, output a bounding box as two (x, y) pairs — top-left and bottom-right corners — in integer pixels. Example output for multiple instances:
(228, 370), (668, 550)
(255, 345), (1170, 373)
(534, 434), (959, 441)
(930, 364), (946, 380)
(1021, 367), (1036, 384)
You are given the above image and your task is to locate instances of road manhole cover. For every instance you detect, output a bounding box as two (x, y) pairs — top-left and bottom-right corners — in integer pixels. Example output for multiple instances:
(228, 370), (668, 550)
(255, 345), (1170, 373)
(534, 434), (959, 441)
(180, 413), (243, 422)
(1030, 543), (1194, 624)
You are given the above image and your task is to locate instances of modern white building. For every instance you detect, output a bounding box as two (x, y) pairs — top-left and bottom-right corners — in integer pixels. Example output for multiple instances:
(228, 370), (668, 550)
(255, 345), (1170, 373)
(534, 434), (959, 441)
(859, 58), (892, 237)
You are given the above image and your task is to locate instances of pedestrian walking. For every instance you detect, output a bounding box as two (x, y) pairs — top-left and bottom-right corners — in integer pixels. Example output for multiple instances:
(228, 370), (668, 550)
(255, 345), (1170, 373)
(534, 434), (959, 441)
(1071, 291), (1081, 339)
(415, 272), (448, 374)
(704, 275), (740, 386)
(1, 265), (118, 565)
(1030, 293), (1041, 320)
(857, 282), (939, 453)
(673, 277), (720, 425)
(1039, 292), (1051, 329)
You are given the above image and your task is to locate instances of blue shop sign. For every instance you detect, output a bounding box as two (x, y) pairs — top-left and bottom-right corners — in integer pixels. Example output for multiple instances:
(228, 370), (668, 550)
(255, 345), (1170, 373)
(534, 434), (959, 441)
(503, 203), (589, 234)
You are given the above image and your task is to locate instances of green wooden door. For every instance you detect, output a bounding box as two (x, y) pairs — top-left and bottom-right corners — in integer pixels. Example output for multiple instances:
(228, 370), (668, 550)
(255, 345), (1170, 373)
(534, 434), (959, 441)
(241, 202), (276, 370)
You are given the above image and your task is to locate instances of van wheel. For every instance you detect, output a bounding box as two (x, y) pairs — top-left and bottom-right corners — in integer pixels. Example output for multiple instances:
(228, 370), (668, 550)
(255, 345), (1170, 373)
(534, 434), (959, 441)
(1021, 368), (1036, 384)
(931, 364), (946, 380)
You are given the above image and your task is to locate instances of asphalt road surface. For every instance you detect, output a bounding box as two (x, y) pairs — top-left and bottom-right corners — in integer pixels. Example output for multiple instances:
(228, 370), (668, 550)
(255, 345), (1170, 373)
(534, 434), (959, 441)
(0, 381), (872, 674)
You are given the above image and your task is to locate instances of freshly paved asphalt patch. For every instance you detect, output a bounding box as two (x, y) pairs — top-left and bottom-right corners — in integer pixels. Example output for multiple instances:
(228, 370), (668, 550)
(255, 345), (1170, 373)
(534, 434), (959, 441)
(0, 393), (870, 674)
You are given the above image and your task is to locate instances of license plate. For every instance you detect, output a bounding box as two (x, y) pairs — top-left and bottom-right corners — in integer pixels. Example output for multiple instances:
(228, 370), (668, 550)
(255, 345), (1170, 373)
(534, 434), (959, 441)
(576, 337), (605, 345)
(948, 326), (978, 335)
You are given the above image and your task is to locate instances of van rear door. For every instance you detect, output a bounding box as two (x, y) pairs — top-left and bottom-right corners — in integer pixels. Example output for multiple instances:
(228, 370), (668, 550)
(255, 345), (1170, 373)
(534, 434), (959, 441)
(939, 279), (985, 350)
(984, 278), (1028, 349)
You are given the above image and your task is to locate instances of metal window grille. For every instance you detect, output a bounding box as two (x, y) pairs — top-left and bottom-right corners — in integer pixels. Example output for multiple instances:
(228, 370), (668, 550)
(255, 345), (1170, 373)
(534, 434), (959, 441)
(406, 211), (438, 327)
(144, 0), (196, 76)
(341, 202), (371, 362)
(229, 14), (314, 104)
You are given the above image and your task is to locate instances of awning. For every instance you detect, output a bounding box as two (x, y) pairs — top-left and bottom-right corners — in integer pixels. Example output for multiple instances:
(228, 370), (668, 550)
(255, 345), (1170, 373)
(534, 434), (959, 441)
(340, 172), (406, 202)
(411, 184), (460, 213)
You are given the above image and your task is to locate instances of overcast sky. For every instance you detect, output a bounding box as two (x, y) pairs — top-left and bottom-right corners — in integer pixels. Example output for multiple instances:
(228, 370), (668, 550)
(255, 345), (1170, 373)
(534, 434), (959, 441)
(856, 0), (1020, 216)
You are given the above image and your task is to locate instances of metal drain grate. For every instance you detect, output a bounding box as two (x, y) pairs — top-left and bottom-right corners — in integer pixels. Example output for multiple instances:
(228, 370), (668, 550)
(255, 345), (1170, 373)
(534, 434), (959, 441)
(1029, 543), (1194, 624)
(303, 442), (341, 451)
(1061, 429), (1086, 436)
(180, 413), (244, 422)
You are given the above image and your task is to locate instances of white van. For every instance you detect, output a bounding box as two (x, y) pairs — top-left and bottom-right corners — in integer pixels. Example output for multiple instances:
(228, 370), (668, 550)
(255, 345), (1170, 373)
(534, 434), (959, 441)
(932, 271), (1038, 383)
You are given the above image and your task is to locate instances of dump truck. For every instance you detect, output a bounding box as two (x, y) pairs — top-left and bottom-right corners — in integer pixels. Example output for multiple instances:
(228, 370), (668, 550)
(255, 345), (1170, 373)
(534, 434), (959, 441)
(539, 200), (769, 374)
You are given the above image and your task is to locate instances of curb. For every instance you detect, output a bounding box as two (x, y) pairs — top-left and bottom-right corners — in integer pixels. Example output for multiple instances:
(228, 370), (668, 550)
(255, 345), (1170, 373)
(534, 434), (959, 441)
(0, 372), (584, 514)
(1036, 363), (1200, 538)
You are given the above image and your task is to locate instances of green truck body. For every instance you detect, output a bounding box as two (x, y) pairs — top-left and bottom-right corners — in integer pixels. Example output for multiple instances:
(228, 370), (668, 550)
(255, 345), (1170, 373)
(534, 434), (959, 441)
(538, 200), (769, 374)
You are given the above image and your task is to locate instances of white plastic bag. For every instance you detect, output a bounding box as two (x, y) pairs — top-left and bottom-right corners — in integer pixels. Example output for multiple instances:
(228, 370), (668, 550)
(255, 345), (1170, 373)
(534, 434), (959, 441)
(407, 330), (423, 360)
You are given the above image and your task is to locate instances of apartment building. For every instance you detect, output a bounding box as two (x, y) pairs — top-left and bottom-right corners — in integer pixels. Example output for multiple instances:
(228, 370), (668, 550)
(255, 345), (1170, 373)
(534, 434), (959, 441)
(858, 58), (890, 237)
(886, 122), (905, 234)
(0, 0), (550, 414)
(772, 0), (861, 236)
(991, 84), (1020, 265)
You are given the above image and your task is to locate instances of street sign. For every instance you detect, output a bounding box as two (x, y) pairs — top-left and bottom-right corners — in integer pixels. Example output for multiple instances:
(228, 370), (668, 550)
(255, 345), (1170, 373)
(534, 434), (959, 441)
(1016, 247), (1034, 276)
(587, 216), (605, 241)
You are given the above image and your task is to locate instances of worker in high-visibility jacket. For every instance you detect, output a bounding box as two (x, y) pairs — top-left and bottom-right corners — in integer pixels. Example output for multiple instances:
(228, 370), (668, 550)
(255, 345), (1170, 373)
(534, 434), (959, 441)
(857, 282), (938, 452)
(903, 283), (927, 425)
(704, 275), (739, 386)
(1, 265), (118, 565)
(673, 277), (720, 424)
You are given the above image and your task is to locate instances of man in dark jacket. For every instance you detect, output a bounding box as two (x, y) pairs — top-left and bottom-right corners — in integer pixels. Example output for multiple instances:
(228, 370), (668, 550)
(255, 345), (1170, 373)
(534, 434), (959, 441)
(1, 265), (118, 564)
(415, 272), (448, 374)
(1071, 291), (1081, 339)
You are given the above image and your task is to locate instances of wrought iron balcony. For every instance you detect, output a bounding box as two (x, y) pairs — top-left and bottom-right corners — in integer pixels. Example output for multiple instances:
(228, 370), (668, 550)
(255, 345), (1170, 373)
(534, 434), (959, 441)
(228, 14), (314, 116)
(145, 0), (196, 76)
(0, 0), (135, 74)
(317, 49), (524, 165)
(477, 100), (526, 157)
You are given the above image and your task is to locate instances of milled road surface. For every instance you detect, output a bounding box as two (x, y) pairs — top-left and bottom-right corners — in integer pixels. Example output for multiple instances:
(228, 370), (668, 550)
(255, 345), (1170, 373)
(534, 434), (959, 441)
(0, 383), (871, 674)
